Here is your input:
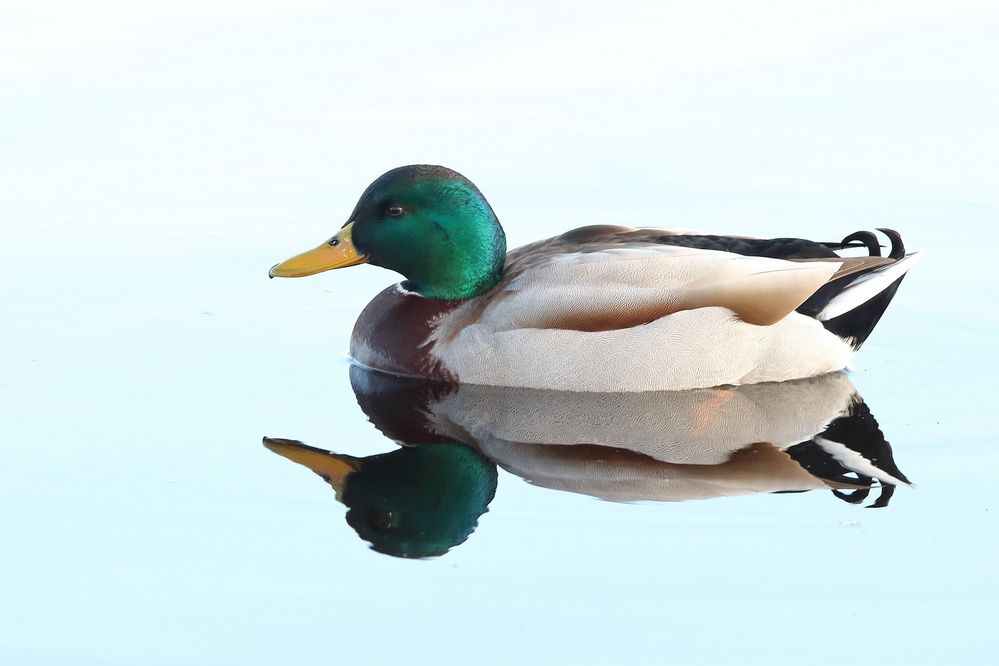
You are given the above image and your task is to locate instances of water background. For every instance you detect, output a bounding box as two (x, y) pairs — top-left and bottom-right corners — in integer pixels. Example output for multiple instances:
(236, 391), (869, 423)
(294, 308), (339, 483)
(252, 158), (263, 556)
(2, 1), (998, 663)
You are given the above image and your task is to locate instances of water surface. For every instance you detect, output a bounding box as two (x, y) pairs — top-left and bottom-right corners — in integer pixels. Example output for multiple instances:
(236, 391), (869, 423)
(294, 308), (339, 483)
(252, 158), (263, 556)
(3, 2), (998, 664)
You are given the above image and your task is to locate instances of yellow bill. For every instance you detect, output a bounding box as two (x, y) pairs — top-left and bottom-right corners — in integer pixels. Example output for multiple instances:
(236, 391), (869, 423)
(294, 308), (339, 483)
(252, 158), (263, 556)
(269, 221), (368, 278)
(263, 436), (361, 497)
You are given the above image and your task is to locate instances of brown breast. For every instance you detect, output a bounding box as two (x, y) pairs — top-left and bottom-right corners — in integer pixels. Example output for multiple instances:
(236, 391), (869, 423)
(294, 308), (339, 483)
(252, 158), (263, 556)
(349, 284), (462, 381)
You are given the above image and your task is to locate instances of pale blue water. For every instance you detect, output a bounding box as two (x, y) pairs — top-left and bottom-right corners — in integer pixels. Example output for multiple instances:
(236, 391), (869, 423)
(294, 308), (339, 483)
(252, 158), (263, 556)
(3, 2), (998, 664)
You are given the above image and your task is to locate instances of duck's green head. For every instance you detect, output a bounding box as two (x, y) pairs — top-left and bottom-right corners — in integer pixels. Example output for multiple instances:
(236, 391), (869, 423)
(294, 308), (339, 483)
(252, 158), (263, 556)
(263, 437), (498, 559)
(269, 165), (506, 300)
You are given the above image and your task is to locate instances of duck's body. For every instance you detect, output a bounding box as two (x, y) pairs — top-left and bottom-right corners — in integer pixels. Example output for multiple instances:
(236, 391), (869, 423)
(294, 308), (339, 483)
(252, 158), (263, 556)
(350, 225), (918, 391)
(272, 166), (920, 391)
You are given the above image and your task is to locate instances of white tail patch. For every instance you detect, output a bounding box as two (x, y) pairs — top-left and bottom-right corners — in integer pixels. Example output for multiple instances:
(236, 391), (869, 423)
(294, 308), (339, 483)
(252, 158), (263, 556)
(813, 435), (910, 486)
(818, 252), (923, 321)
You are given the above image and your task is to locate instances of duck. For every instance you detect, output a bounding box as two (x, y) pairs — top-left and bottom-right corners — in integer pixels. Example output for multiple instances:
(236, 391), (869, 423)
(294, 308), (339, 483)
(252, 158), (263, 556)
(269, 165), (920, 391)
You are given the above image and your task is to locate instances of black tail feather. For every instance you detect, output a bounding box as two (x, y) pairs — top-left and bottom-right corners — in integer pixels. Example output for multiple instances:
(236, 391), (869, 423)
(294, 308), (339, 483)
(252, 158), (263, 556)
(840, 231), (882, 256)
(820, 275), (907, 349)
(799, 228), (913, 349)
(876, 228), (905, 259)
(819, 228), (903, 259)
(785, 397), (909, 508)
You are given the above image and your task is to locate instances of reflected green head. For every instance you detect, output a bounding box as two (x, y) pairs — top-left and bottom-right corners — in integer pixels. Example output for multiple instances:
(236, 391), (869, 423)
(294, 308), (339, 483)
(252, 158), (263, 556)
(343, 443), (498, 558)
(349, 165), (507, 300)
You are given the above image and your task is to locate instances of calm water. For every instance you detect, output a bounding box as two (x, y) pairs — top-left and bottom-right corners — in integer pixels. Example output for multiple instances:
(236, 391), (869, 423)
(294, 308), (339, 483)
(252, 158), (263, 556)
(4, 2), (999, 664)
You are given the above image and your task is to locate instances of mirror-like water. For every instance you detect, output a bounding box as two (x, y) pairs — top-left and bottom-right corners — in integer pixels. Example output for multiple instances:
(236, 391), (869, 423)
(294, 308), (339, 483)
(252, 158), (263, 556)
(3, 2), (998, 664)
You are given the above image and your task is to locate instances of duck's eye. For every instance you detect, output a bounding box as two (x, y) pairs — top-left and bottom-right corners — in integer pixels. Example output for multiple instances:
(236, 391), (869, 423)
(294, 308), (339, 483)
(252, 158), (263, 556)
(386, 205), (405, 217)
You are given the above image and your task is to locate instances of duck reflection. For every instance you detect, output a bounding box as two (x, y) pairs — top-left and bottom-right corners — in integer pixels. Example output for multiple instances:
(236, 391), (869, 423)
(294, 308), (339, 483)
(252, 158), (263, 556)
(264, 367), (908, 558)
(263, 438), (496, 559)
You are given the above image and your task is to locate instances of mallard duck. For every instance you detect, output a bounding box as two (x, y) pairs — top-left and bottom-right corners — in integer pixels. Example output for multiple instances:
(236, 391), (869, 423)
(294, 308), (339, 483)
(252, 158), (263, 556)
(270, 165), (920, 391)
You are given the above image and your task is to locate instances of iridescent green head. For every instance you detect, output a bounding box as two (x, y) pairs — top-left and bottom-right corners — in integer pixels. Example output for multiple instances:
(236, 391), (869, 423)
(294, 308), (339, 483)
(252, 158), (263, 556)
(270, 165), (507, 301)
